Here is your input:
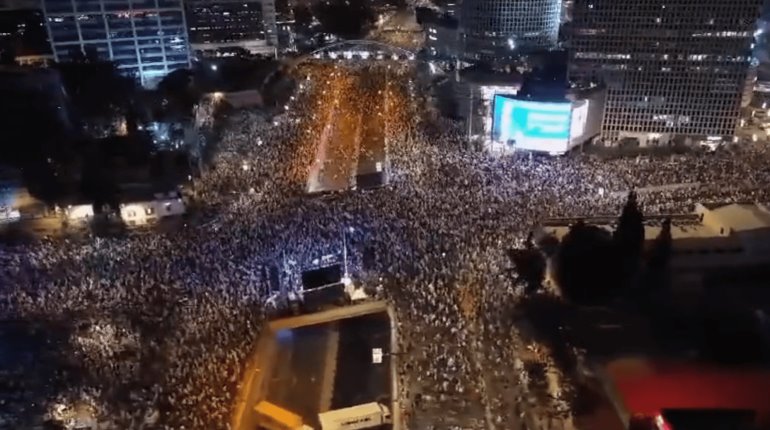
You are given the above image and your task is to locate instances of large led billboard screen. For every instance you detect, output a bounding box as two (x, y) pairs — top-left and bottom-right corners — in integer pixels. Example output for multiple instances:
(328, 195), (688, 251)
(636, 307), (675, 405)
(492, 95), (572, 153)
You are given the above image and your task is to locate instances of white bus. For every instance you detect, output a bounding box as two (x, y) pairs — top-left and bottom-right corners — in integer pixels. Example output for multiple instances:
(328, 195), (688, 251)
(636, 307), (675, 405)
(318, 402), (392, 430)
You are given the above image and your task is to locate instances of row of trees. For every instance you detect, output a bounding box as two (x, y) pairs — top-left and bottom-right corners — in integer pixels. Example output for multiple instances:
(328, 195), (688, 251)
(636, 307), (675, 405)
(1, 48), (200, 208)
(554, 192), (672, 303)
(515, 192), (766, 369)
(509, 191), (671, 304)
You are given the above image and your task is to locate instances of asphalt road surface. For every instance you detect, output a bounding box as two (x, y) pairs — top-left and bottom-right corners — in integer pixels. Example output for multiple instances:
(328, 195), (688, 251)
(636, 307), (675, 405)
(265, 324), (334, 429)
(331, 312), (391, 409)
(306, 70), (389, 194)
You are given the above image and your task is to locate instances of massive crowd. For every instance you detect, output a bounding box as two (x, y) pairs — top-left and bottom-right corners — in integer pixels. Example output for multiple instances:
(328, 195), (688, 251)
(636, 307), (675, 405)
(2, 60), (770, 430)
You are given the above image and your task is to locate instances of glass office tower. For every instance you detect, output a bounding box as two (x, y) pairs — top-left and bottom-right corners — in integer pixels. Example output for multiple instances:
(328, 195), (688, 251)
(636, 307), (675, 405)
(42, 0), (191, 87)
(186, 0), (277, 57)
(459, 0), (561, 61)
(569, 0), (762, 145)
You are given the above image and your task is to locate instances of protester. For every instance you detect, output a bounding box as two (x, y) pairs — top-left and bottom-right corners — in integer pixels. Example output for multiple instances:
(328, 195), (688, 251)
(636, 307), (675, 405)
(2, 61), (770, 430)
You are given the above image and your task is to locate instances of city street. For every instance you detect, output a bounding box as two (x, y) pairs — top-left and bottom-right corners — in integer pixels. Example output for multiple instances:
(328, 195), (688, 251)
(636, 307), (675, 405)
(306, 66), (390, 193)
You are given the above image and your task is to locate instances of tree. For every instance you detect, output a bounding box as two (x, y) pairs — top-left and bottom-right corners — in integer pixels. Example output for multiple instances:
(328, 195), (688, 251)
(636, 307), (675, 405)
(613, 191), (645, 288)
(22, 160), (65, 205)
(555, 220), (621, 303)
(157, 69), (199, 118)
(644, 217), (672, 293)
(79, 140), (119, 212)
(54, 57), (138, 124)
(517, 293), (577, 379)
(508, 247), (546, 294)
(293, 4), (314, 30)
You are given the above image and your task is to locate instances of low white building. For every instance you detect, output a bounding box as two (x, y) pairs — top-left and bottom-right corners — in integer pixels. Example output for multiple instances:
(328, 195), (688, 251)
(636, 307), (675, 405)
(66, 191), (186, 227)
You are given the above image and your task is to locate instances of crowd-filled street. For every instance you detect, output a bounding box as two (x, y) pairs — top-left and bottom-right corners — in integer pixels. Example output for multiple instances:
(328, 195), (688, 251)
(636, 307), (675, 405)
(3, 59), (770, 429)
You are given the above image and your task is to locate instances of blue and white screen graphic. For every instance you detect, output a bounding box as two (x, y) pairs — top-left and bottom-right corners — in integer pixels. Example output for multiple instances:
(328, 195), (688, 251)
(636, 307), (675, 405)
(492, 95), (517, 143)
(493, 96), (572, 153)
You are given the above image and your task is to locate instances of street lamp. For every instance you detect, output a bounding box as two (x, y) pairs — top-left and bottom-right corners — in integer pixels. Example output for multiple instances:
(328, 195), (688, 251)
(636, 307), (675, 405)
(342, 226), (355, 282)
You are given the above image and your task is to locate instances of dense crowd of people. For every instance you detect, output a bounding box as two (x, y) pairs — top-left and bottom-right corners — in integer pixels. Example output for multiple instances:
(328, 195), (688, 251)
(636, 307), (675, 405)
(3, 60), (770, 430)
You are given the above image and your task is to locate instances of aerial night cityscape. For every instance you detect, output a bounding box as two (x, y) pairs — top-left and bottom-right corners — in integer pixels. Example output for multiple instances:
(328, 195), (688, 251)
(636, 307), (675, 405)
(2, 0), (770, 428)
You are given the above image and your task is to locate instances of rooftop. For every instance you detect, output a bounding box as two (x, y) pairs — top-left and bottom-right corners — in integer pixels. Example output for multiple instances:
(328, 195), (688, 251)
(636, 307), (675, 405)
(605, 357), (770, 428)
(540, 203), (770, 256)
(700, 203), (770, 233)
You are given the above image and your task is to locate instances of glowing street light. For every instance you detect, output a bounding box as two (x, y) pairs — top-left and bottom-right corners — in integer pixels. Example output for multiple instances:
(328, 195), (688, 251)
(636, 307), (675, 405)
(342, 226), (355, 279)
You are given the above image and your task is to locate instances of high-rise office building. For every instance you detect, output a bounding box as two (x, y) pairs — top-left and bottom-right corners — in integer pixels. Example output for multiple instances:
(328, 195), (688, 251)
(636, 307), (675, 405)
(42, 0), (191, 87)
(569, 0), (762, 145)
(459, 0), (561, 61)
(186, 0), (277, 57)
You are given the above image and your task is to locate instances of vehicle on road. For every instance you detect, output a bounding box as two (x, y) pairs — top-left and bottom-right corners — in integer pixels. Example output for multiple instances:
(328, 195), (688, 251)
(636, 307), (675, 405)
(317, 402), (392, 430)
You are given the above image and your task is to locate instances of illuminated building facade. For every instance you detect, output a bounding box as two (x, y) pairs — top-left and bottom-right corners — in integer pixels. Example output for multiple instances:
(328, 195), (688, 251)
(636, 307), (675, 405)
(42, 0), (191, 87)
(569, 0), (762, 145)
(186, 0), (277, 57)
(459, 0), (561, 61)
(416, 7), (458, 59)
